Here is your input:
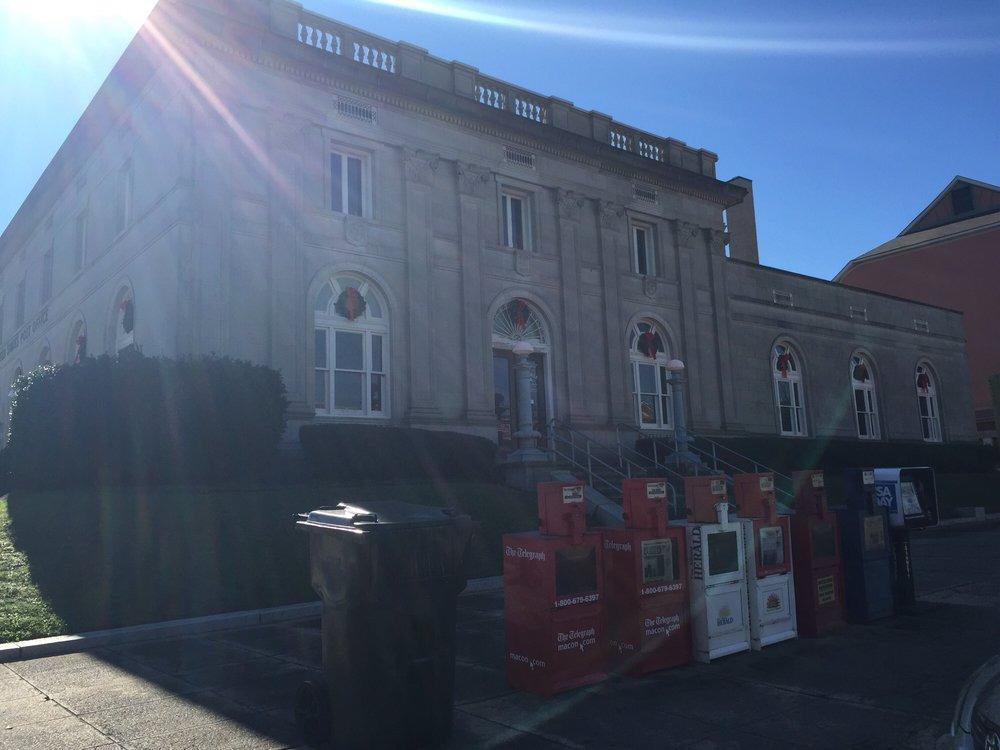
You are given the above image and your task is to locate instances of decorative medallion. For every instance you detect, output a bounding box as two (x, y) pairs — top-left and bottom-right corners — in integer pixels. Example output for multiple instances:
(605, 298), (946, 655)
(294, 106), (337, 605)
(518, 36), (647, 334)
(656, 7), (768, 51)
(343, 215), (368, 247)
(642, 276), (658, 299)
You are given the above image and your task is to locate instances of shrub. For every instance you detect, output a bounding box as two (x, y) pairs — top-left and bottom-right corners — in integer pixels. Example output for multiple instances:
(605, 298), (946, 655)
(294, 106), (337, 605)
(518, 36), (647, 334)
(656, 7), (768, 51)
(299, 424), (499, 483)
(7, 352), (288, 489)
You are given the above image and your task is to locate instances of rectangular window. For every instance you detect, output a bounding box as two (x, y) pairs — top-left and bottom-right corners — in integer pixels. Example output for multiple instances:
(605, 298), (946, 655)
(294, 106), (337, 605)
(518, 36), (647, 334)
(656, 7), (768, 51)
(854, 388), (879, 440)
(330, 151), (365, 216)
(41, 247), (53, 303)
(74, 214), (88, 272)
(15, 276), (25, 328)
(631, 224), (655, 276)
(501, 192), (529, 250)
(116, 162), (133, 234)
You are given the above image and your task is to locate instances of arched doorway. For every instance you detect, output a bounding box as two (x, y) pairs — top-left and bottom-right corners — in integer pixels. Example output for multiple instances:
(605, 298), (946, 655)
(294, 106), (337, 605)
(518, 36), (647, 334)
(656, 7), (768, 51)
(491, 298), (550, 449)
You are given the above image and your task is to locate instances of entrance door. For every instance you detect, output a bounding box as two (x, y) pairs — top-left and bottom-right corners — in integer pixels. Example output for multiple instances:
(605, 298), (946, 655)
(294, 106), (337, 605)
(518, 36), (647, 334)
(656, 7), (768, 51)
(492, 349), (546, 449)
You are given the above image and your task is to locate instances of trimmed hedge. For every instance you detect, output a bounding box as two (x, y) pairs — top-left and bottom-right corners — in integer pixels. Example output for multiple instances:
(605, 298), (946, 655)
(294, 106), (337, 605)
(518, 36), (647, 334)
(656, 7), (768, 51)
(7, 352), (287, 489)
(638, 434), (998, 475)
(299, 424), (499, 483)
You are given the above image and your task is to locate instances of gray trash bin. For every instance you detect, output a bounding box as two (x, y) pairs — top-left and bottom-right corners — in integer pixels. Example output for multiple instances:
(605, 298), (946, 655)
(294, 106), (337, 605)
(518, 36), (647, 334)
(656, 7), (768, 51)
(295, 501), (475, 749)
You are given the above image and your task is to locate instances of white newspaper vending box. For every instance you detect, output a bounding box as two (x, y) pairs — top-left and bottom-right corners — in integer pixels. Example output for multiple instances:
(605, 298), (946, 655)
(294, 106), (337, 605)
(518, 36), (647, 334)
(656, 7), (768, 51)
(685, 500), (751, 663)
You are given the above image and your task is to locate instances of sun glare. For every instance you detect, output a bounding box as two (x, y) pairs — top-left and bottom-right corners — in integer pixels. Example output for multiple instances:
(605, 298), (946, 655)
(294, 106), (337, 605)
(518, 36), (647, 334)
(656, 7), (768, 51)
(5, 0), (153, 28)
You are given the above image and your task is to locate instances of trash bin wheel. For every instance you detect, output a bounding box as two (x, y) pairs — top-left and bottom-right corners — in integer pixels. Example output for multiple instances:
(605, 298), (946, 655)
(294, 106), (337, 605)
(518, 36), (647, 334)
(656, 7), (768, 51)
(295, 679), (331, 746)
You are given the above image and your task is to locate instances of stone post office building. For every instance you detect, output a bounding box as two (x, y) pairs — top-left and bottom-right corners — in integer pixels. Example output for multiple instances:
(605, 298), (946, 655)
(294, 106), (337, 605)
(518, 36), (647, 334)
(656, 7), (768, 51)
(0, 0), (977, 447)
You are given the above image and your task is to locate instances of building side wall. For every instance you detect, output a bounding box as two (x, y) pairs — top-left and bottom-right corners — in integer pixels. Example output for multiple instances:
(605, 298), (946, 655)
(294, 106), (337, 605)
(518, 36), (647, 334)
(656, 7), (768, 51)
(721, 261), (977, 442)
(839, 228), (1000, 413)
(0, 67), (194, 411)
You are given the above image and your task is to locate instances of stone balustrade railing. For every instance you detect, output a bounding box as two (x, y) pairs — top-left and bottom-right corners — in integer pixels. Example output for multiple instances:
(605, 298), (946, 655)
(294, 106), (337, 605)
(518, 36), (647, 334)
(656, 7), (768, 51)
(274, 1), (716, 177)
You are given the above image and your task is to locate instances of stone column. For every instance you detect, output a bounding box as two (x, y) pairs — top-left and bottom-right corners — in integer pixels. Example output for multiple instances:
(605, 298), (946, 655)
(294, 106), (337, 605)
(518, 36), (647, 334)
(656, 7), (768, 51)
(402, 148), (442, 422)
(597, 200), (630, 424)
(673, 220), (706, 427)
(555, 189), (587, 423)
(456, 161), (495, 424)
(708, 229), (738, 430)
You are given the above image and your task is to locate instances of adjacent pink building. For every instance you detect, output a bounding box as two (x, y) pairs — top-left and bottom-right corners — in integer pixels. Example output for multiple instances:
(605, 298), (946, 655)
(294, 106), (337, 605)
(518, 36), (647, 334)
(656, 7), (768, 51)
(836, 177), (1000, 443)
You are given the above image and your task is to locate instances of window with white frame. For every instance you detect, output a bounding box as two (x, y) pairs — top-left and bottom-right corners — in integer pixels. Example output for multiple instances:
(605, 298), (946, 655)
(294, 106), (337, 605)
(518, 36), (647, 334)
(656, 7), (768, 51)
(314, 275), (388, 418)
(115, 161), (133, 235)
(631, 223), (656, 276)
(916, 363), (942, 442)
(851, 354), (880, 440)
(330, 149), (365, 217)
(773, 342), (807, 436)
(629, 320), (672, 429)
(501, 191), (530, 251)
(15, 275), (25, 328)
(74, 213), (88, 272)
(115, 292), (135, 353)
(41, 246), (54, 303)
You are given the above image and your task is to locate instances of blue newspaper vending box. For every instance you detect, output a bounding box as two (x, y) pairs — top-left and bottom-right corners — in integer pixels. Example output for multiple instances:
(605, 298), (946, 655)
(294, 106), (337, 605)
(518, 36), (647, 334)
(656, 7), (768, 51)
(874, 467), (939, 611)
(837, 469), (893, 623)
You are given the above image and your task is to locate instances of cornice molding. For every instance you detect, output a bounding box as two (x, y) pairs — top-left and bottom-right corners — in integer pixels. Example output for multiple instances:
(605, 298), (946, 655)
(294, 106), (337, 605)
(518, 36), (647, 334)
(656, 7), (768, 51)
(192, 33), (735, 206)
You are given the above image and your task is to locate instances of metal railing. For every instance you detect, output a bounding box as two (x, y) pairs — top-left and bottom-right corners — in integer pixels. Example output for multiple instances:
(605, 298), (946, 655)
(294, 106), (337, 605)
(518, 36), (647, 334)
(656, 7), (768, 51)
(548, 420), (682, 518)
(615, 423), (795, 509)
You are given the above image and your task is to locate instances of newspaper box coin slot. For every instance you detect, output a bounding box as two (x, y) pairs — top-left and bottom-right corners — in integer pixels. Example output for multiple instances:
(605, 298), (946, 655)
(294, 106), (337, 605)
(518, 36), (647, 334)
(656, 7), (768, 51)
(601, 478), (692, 675)
(682, 476), (750, 662)
(836, 468), (893, 622)
(790, 470), (846, 637)
(734, 473), (797, 650)
(503, 482), (605, 695)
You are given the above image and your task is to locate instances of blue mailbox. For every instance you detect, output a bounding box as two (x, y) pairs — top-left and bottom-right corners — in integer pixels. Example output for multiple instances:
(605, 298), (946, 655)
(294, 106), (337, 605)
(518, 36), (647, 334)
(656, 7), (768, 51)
(837, 469), (893, 623)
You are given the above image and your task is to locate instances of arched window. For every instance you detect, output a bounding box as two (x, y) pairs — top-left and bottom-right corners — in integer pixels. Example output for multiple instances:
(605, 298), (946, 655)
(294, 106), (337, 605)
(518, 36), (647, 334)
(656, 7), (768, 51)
(114, 289), (135, 353)
(492, 299), (547, 346)
(628, 320), (672, 429)
(916, 363), (941, 442)
(314, 275), (389, 417)
(69, 319), (87, 364)
(851, 354), (880, 440)
(773, 342), (806, 436)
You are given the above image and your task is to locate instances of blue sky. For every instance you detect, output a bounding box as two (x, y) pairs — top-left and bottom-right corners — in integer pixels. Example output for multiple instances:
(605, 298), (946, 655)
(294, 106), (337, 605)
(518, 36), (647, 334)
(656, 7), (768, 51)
(1, 0), (998, 279)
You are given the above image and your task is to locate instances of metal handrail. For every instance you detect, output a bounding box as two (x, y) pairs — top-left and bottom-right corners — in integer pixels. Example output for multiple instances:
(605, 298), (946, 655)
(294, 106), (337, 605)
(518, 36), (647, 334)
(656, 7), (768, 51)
(615, 422), (795, 506)
(548, 420), (681, 517)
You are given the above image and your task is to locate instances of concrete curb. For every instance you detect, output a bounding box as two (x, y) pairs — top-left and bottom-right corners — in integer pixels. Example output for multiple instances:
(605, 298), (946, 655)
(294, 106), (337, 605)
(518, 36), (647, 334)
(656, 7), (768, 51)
(0, 576), (502, 664)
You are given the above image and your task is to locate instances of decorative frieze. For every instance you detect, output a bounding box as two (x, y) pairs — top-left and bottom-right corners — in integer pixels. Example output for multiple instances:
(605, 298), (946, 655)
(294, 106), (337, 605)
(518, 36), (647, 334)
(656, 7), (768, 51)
(456, 161), (492, 197)
(598, 200), (625, 230)
(403, 147), (440, 186)
(556, 189), (585, 221)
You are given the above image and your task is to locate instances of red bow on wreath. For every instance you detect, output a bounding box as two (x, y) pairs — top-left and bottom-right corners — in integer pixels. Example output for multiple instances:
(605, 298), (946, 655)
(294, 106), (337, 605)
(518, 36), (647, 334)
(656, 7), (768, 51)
(776, 352), (792, 379)
(638, 331), (659, 359)
(335, 287), (367, 321)
(854, 362), (869, 382)
(916, 372), (930, 393)
(512, 299), (530, 331)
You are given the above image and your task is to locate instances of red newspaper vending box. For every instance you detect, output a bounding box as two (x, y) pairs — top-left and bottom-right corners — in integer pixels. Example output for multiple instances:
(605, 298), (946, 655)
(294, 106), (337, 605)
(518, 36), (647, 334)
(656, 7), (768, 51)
(790, 470), (846, 637)
(602, 478), (692, 676)
(503, 482), (605, 695)
(734, 473), (797, 649)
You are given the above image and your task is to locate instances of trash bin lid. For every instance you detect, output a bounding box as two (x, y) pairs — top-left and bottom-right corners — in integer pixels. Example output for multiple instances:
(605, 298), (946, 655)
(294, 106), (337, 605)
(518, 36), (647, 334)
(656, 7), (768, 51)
(302, 501), (467, 531)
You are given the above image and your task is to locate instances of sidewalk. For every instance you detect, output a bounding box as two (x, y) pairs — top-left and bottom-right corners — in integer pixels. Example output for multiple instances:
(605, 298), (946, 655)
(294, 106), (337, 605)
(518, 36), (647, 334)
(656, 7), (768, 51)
(2, 528), (998, 749)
